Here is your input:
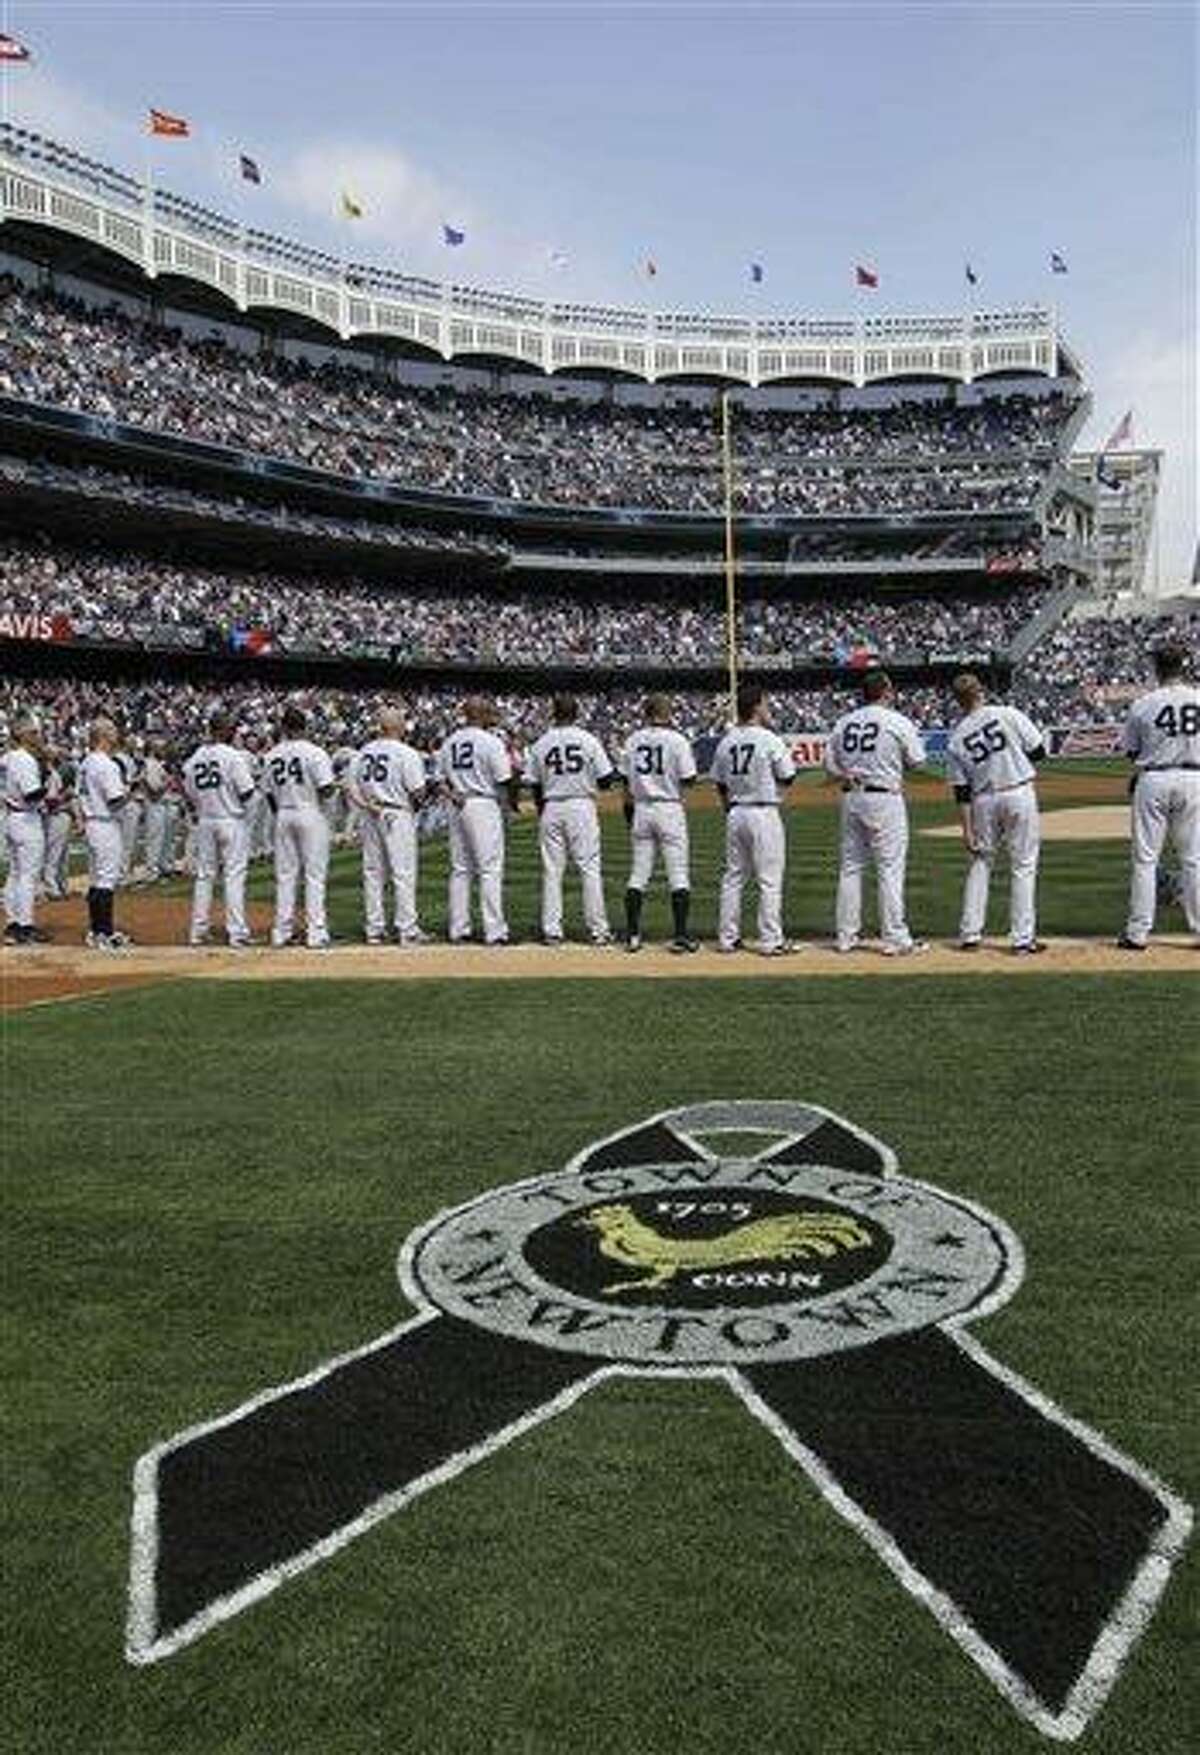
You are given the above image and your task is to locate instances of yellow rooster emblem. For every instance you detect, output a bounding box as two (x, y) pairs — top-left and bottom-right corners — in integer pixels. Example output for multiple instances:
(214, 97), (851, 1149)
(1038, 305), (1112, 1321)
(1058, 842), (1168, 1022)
(581, 1202), (873, 1294)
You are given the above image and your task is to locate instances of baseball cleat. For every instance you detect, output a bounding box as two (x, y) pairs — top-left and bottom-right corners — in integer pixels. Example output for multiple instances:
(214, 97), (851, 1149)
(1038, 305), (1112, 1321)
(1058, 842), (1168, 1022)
(883, 939), (929, 957)
(398, 929), (434, 946)
(625, 934), (643, 953)
(1011, 940), (1047, 956)
(834, 937), (861, 954)
(591, 932), (615, 947)
(540, 933), (564, 947)
(955, 937), (982, 952)
(761, 940), (798, 957)
(669, 936), (701, 954)
(364, 933), (387, 946)
(716, 939), (744, 954)
(1115, 935), (1147, 951)
(3, 922), (28, 945)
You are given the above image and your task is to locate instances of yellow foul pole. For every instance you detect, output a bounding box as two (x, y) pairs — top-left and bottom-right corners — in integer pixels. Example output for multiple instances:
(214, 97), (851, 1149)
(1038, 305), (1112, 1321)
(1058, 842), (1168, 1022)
(720, 390), (739, 722)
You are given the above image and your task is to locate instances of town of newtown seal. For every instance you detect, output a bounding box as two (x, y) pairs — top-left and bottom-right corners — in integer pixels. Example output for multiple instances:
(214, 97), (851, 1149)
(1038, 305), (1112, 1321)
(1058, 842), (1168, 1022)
(127, 1102), (1191, 1748)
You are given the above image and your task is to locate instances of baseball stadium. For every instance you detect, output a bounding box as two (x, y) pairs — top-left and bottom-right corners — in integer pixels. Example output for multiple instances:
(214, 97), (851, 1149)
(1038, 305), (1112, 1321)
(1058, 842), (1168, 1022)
(2, 12), (1196, 1755)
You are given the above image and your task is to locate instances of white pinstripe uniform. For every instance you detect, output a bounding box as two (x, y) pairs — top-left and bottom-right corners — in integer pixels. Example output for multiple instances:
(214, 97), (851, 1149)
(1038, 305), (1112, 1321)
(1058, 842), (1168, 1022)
(947, 704), (1045, 948)
(710, 725), (795, 952)
(435, 725), (513, 944)
(619, 726), (696, 892)
(40, 760), (72, 898)
(182, 741), (256, 945)
(263, 738), (335, 947)
(1121, 682), (1200, 944)
(824, 703), (925, 952)
(3, 746), (45, 930)
(525, 725), (613, 943)
(77, 751), (127, 889)
(354, 735), (427, 942)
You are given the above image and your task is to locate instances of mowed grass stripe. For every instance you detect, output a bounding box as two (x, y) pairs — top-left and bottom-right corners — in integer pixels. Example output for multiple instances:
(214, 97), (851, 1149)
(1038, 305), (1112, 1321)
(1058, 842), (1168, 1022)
(3, 974), (1196, 1755)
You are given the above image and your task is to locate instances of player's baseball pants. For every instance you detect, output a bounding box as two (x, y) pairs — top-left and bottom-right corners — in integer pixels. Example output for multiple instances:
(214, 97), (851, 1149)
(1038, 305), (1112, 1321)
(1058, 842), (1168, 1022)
(1126, 770), (1199, 942)
(119, 800), (142, 881)
(629, 800), (690, 891)
(961, 784), (1040, 947)
(273, 808), (330, 946)
(141, 798), (170, 878)
(191, 817), (251, 943)
(41, 810), (71, 897)
(836, 792), (915, 950)
(448, 797), (508, 942)
(539, 799), (608, 940)
(360, 809), (419, 940)
(719, 805), (786, 950)
(4, 812), (45, 926)
(84, 819), (123, 890)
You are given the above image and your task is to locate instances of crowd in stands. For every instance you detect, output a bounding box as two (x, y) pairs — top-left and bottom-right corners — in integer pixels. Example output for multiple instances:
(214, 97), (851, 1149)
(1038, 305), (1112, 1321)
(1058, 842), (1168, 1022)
(1014, 607), (1200, 724)
(0, 454), (505, 559)
(0, 538), (1048, 666)
(0, 282), (1068, 515)
(5, 600), (1193, 780)
(1, 674), (952, 767)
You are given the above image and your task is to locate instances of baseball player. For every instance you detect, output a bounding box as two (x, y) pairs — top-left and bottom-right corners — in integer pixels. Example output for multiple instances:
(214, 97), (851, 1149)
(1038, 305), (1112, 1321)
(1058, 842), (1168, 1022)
(41, 751), (74, 900)
(524, 695), (614, 945)
(115, 734), (142, 884)
(353, 705), (430, 945)
(3, 715), (47, 945)
(140, 740), (172, 881)
(435, 697), (518, 945)
(618, 693), (699, 952)
(945, 674), (1047, 954)
(182, 710), (257, 947)
(824, 670), (927, 956)
(1117, 642), (1200, 949)
(76, 717), (132, 949)
(710, 687), (796, 955)
(262, 705), (336, 948)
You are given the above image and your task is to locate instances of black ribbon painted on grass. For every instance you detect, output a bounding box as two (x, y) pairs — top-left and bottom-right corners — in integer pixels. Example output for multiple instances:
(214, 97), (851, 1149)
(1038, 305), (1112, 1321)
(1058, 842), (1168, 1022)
(135, 1108), (1184, 1736)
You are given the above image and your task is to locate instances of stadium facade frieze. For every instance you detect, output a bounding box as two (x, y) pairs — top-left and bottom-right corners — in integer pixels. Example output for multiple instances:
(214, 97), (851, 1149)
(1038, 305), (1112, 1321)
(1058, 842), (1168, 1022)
(1, 128), (1075, 389)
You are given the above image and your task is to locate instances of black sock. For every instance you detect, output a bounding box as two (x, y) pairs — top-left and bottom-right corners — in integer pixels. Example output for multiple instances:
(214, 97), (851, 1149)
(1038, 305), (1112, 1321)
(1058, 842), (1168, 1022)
(670, 888), (690, 939)
(86, 887), (102, 933)
(97, 889), (115, 935)
(625, 887), (643, 937)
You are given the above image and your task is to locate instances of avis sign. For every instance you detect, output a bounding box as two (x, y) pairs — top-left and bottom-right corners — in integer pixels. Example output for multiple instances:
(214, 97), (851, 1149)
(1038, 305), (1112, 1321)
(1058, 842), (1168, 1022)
(127, 1103), (1191, 1743)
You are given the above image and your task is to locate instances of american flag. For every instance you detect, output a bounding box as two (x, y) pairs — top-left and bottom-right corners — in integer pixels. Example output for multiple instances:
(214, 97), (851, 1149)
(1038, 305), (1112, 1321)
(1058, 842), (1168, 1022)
(0, 33), (30, 63)
(149, 108), (190, 138)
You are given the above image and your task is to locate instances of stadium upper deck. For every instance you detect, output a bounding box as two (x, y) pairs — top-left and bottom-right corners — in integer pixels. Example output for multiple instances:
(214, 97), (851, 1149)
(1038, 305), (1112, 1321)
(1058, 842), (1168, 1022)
(0, 125), (1079, 389)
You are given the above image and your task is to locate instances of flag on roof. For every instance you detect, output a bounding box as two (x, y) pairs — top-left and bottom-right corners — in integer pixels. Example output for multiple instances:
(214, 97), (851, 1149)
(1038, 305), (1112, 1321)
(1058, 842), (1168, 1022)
(645, 258), (657, 278)
(1104, 409), (1134, 452)
(1095, 455), (1123, 491)
(965, 262), (978, 286)
(1050, 251), (1068, 274)
(341, 190), (363, 220)
(442, 223), (465, 247)
(0, 32), (31, 62)
(749, 262), (764, 284)
(855, 263), (878, 288)
(239, 155), (262, 186)
(149, 108), (190, 138)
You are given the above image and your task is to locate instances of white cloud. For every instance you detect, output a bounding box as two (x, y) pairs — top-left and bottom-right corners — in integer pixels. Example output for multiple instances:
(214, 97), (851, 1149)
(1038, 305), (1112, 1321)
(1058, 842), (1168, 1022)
(2, 66), (129, 160)
(272, 138), (473, 264)
(1081, 328), (1197, 594)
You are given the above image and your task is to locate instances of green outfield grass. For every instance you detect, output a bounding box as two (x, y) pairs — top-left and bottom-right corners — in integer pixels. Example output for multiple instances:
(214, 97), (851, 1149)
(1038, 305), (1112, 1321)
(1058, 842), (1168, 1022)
(229, 761), (1150, 946)
(4, 973), (1196, 1755)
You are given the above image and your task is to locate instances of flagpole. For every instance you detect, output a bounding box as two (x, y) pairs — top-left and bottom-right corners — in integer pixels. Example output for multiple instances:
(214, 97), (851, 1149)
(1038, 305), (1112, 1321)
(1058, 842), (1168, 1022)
(720, 389), (739, 723)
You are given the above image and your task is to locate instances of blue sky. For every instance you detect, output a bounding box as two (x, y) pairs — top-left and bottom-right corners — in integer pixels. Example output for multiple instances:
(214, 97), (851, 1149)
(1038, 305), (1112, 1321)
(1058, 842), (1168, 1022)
(2, 0), (1195, 584)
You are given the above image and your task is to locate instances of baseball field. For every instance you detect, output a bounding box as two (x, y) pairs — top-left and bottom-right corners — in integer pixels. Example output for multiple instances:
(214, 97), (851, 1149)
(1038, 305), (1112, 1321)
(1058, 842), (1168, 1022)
(3, 761), (1196, 1755)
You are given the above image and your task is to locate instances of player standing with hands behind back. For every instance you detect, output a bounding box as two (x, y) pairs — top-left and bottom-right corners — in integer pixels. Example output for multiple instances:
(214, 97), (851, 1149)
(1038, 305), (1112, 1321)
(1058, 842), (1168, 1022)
(619, 694), (699, 952)
(710, 687), (796, 956)
(824, 670), (926, 956)
(1117, 643), (1200, 949)
(525, 695), (614, 946)
(263, 706), (335, 948)
(945, 674), (1046, 954)
(182, 710), (257, 947)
